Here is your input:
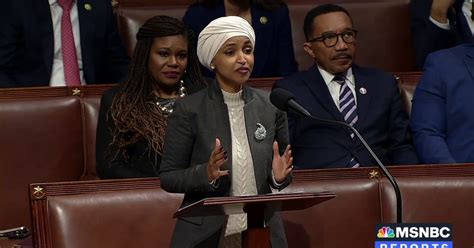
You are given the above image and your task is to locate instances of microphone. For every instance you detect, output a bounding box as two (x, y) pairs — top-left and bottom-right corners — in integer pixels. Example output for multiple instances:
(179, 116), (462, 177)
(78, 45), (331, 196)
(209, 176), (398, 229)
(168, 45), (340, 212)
(270, 88), (403, 223)
(270, 88), (312, 117)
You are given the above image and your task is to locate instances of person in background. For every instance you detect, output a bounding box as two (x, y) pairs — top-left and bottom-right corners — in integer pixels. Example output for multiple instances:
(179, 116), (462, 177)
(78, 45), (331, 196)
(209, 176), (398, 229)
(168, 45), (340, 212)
(274, 4), (418, 169)
(96, 16), (205, 179)
(0, 0), (130, 88)
(410, 0), (474, 68)
(160, 16), (292, 248)
(411, 44), (474, 163)
(183, 0), (297, 78)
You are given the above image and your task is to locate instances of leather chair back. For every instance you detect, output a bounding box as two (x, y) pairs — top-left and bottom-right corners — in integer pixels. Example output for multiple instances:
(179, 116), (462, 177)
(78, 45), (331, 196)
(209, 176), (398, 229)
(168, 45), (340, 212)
(0, 97), (85, 230)
(282, 176), (381, 247)
(0, 86), (111, 233)
(30, 178), (182, 248)
(396, 71), (422, 118)
(116, 6), (186, 56)
(379, 166), (474, 248)
(82, 96), (102, 179)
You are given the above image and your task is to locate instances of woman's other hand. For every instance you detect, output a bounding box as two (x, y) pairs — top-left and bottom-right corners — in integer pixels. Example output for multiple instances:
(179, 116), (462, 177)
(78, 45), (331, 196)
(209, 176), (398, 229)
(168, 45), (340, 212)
(272, 141), (293, 183)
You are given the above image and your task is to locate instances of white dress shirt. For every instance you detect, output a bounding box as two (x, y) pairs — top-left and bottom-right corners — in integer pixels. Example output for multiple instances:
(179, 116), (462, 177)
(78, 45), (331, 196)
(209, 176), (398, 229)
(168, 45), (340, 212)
(48, 0), (85, 86)
(318, 66), (357, 110)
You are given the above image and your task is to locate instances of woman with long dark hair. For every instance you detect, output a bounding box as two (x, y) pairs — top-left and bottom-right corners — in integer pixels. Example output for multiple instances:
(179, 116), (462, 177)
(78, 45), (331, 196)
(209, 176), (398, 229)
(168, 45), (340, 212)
(96, 16), (205, 179)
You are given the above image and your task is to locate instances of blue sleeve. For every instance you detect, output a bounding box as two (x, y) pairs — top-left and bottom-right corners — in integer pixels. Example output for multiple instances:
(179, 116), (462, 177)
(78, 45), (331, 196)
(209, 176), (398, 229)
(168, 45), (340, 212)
(410, 52), (456, 163)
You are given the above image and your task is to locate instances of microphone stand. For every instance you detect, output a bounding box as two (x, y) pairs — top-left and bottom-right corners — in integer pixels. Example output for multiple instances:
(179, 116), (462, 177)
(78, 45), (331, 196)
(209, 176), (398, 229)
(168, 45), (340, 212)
(305, 115), (403, 223)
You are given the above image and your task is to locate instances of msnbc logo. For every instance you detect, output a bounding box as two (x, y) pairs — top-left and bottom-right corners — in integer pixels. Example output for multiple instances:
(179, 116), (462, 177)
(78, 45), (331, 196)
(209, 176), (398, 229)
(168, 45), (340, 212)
(378, 226), (395, 238)
(375, 224), (452, 248)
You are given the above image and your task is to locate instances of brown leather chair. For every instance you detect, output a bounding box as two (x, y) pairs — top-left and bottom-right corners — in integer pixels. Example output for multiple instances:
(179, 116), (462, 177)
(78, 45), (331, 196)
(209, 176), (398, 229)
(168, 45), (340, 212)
(82, 96), (102, 179)
(30, 178), (182, 248)
(281, 173), (381, 248)
(220, 163), (474, 247)
(395, 71), (423, 118)
(379, 164), (474, 248)
(0, 85), (111, 239)
(0, 96), (85, 232)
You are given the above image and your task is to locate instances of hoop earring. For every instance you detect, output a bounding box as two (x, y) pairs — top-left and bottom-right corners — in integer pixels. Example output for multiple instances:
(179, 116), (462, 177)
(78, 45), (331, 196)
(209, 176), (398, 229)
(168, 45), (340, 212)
(210, 64), (215, 70)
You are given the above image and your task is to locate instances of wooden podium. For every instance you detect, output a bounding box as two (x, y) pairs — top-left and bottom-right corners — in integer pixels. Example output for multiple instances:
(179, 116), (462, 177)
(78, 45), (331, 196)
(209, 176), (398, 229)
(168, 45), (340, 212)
(174, 192), (336, 248)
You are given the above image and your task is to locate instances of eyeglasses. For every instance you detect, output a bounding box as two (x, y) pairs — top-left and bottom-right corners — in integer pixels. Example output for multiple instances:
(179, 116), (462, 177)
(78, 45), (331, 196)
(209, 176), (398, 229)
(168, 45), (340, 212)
(308, 29), (358, 47)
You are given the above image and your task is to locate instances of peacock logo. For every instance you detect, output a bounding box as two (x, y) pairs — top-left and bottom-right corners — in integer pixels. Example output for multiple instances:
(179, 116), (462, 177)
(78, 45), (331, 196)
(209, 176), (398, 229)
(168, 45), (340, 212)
(377, 226), (395, 238)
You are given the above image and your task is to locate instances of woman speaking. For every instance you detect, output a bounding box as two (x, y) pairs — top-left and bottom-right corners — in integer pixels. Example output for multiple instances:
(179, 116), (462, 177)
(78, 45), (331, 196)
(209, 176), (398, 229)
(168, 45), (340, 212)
(160, 16), (292, 248)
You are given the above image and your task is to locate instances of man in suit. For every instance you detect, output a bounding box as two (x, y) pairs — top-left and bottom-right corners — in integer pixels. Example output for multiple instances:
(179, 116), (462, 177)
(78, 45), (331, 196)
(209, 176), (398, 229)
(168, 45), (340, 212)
(411, 44), (474, 163)
(274, 4), (419, 169)
(411, 0), (473, 68)
(0, 0), (130, 88)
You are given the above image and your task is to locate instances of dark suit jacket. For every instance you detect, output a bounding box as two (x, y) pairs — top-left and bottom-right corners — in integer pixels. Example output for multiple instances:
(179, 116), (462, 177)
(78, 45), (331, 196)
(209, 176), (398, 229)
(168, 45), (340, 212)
(96, 80), (205, 179)
(274, 65), (419, 169)
(411, 44), (474, 163)
(159, 81), (290, 248)
(0, 0), (130, 88)
(410, 0), (472, 68)
(183, 0), (297, 78)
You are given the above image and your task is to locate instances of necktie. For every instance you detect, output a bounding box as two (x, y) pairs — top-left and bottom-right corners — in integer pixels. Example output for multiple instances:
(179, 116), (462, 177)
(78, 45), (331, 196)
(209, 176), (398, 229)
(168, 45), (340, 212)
(333, 74), (360, 168)
(58, 0), (81, 86)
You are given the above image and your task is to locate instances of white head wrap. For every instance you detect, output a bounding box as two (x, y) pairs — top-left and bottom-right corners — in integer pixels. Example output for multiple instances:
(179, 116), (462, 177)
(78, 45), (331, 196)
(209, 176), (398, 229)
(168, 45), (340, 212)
(197, 16), (256, 70)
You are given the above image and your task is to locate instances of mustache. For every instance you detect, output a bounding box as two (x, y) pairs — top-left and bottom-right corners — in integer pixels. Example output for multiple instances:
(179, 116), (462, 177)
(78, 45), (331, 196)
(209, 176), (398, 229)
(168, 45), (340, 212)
(332, 52), (352, 60)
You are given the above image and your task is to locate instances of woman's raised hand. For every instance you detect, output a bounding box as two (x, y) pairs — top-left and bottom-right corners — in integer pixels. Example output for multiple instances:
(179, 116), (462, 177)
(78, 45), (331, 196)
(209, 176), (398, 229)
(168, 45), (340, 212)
(272, 141), (293, 183)
(207, 138), (230, 182)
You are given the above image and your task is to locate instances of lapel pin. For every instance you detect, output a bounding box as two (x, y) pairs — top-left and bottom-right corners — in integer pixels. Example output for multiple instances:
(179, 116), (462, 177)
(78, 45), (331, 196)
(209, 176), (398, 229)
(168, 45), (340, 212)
(84, 3), (92, 11)
(254, 123), (267, 141)
(259, 16), (268, 25)
(359, 87), (367, 95)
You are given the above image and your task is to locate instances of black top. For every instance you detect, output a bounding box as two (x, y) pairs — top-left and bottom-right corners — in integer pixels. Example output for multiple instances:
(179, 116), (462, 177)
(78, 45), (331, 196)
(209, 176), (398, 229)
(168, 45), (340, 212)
(96, 80), (205, 179)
